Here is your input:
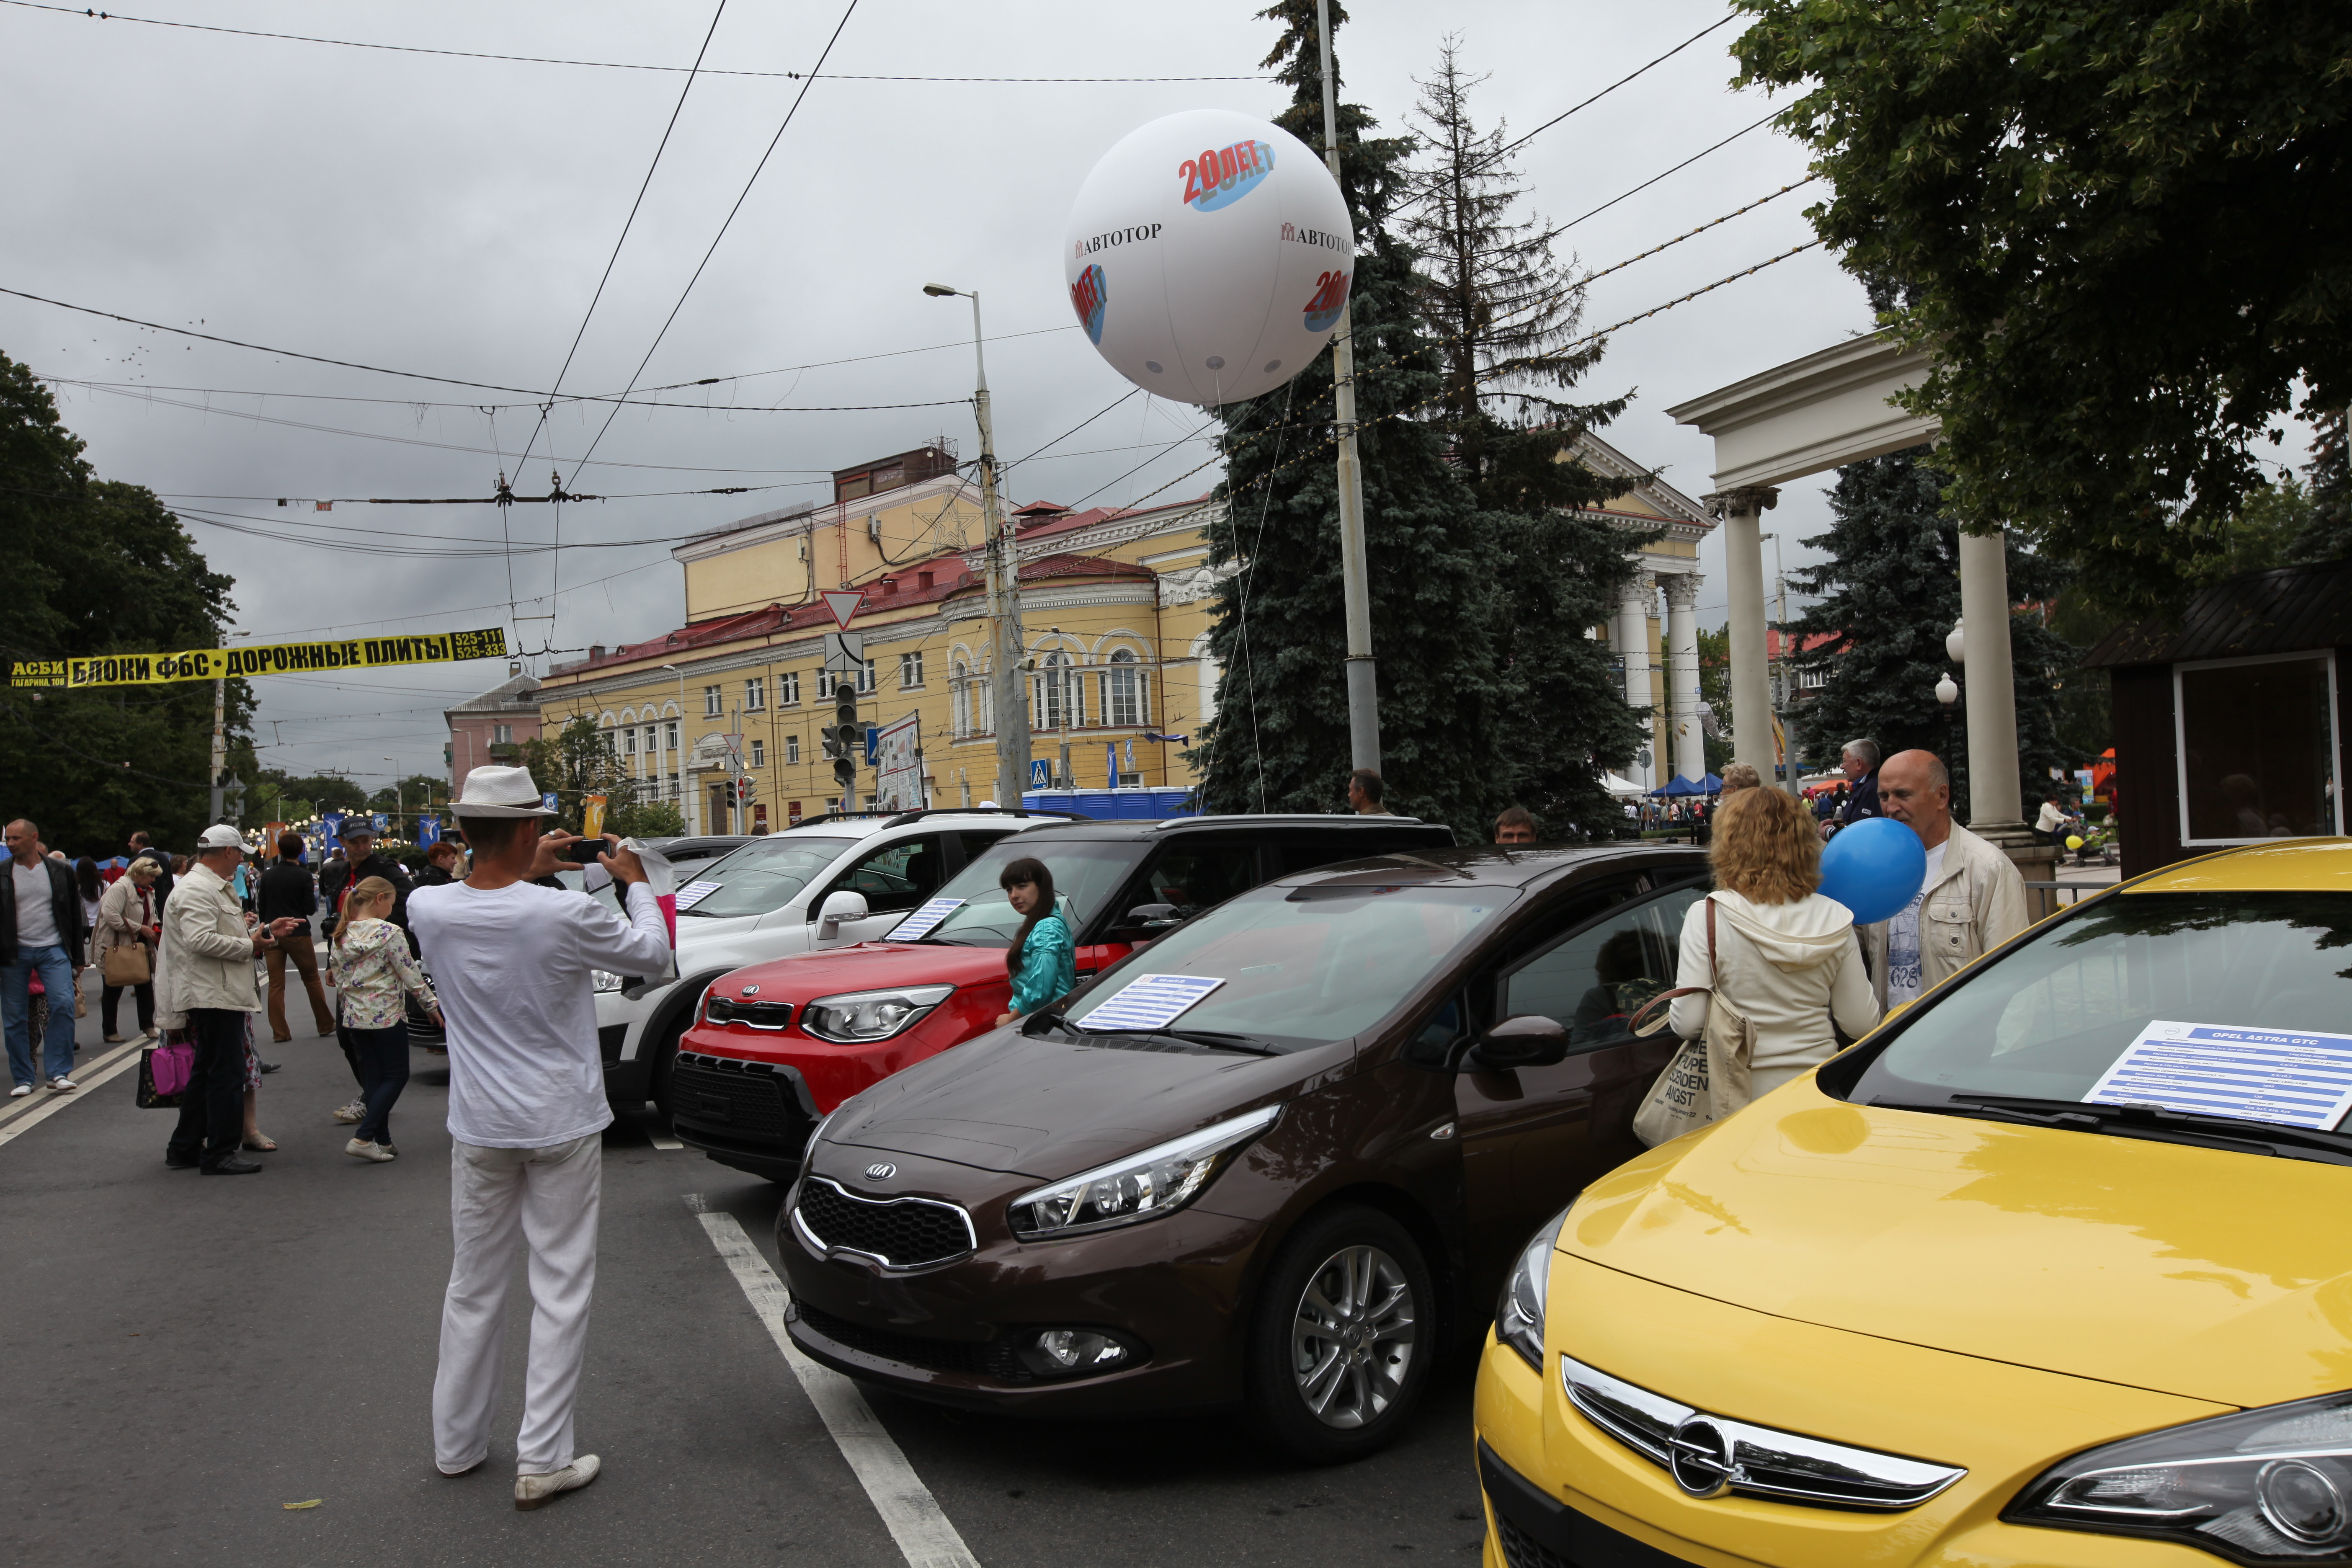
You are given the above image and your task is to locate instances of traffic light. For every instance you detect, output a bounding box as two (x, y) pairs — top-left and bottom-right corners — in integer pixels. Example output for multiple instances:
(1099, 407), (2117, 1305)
(830, 680), (859, 796)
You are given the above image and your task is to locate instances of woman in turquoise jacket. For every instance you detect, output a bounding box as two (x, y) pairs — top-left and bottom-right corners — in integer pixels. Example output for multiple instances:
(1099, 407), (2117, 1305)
(995, 857), (1075, 1026)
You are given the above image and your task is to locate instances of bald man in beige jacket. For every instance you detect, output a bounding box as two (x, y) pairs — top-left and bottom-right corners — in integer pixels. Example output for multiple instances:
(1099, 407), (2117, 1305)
(1858, 750), (2030, 1010)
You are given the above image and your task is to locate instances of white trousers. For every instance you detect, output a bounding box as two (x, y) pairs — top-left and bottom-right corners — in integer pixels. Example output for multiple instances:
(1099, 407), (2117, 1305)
(432, 1134), (601, 1476)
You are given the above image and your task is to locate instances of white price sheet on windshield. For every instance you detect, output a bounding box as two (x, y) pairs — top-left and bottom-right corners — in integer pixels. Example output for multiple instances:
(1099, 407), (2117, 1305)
(1080, 973), (1226, 1033)
(2085, 1020), (2352, 1131)
(671, 879), (722, 911)
(887, 897), (964, 942)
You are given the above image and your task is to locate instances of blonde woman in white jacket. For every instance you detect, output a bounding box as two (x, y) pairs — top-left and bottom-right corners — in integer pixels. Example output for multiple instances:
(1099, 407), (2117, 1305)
(1668, 784), (1881, 1098)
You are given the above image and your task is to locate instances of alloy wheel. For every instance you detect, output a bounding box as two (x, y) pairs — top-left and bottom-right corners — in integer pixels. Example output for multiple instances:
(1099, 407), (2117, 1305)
(1288, 1243), (1418, 1430)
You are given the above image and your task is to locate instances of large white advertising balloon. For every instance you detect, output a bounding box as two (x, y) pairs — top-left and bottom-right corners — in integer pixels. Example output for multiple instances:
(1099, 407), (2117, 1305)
(1063, 109), (1355, 407)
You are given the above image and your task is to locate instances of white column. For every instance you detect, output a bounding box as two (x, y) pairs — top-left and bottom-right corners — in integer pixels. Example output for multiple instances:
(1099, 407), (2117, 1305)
(1616, 572), (1656, 788)
(1710, 488), (1778, 782)
(1663, 573), (1705, 782)
(1957, 526), (2023, 828)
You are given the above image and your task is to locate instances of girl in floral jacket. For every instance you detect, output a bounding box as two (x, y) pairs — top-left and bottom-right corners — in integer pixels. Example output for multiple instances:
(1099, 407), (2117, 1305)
(329, 876), (439, 1162)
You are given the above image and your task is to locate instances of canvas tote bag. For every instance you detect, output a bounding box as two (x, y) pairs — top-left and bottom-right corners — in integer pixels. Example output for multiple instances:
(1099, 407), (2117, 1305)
(1627, 896), (1757, 1147)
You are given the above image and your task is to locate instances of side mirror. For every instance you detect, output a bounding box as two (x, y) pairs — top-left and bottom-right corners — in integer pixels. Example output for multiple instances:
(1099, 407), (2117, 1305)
(1461, 1014), (1570, 1073)
(816, 890), (869, 935)
(1116, 902), (1183, 935)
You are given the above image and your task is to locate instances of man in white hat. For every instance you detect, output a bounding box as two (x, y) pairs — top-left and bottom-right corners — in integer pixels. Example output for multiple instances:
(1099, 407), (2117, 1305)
(406, 766), (669, 1511)
(162, 825), (307, 1172)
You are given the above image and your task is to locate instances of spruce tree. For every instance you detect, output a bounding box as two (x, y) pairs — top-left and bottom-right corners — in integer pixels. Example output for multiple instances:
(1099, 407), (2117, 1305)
(2290, 409), (2352, 565)
(1787, 445), (2077, 820)
(1191, 1), (1508, 835)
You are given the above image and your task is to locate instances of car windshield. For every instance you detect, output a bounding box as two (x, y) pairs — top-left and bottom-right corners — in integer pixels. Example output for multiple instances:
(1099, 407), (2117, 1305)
(917, 839), (1146, 946)
(674, 836), (856, 919)
(1849, 891), (2352, 1132)
(1060, 882), (1514, 1051)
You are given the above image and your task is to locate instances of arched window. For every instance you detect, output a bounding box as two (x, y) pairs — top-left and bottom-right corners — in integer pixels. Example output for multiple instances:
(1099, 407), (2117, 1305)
(951, 660), (971, 738)
(1106, 648), (1148, 727)
(1033, 651), (1075, 731)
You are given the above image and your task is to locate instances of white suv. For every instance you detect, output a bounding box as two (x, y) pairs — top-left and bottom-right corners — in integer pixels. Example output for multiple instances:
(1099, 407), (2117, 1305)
(592, 809), (1070, 1113)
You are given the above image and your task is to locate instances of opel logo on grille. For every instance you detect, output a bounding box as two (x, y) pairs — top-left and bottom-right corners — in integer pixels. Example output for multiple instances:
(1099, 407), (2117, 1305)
(1668, 1416), (1738, 1499)
(863, 1162), (896, 1181)
(741, 985), (761, 996)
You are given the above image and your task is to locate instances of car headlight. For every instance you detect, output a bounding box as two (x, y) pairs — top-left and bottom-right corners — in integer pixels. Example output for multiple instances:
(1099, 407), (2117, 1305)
(1007, 1104), (1279, 1241)
(798, 984), (953, 1043)
(2010, 1390), (2352, 1562)
(1497, 1207), (1569, 1371)
(591, 970), (623, 993)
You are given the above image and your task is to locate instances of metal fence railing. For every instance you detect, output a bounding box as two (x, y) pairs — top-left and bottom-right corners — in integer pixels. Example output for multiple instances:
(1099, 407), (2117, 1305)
(2022, 880), (2104, 921)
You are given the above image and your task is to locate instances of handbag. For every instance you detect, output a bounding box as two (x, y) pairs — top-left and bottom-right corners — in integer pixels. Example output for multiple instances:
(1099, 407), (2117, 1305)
(102, 942), (151, 987)
(1627, 897), (1758, 1147)
(137, 1034), (195, 1108)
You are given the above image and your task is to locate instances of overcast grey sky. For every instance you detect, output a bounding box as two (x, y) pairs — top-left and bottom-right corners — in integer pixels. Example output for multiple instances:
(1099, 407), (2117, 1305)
(1, 0), (1873, 792)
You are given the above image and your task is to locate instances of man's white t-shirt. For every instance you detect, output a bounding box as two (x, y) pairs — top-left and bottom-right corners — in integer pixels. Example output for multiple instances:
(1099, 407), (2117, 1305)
(1883, 840), (1950, 1009)
(408, 879), (671, 1149)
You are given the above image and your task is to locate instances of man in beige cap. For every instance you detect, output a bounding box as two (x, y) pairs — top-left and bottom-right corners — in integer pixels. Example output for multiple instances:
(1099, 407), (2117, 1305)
(407, 766), (668, 1511)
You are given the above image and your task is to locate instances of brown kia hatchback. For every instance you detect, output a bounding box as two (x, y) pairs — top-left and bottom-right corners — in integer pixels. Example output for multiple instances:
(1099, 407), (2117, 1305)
(778, 843), (1711, 1462)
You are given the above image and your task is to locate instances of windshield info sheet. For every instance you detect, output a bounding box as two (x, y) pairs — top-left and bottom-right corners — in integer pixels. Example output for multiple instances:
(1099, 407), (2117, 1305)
(2084, 1020), (2352, 1131)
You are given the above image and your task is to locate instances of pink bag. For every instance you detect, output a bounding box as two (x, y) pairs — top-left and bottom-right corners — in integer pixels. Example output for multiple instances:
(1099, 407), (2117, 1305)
(144, 1036), (195, 1101)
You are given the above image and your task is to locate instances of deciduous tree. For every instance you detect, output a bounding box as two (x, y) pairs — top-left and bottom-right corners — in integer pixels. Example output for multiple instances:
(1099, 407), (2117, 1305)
(1733, 0), (2352, 609)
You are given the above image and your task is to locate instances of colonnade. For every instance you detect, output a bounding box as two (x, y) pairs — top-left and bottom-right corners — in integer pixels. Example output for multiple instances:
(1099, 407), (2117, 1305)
(1614, 567), (1708, 789)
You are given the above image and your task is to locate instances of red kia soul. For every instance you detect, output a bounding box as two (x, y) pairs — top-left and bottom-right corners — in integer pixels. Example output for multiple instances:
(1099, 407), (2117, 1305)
(668, 814), (1453, 1179)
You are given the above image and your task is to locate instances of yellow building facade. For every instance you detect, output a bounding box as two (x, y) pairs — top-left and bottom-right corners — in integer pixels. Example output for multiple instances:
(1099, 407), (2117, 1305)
(524, 435), (1711, 831)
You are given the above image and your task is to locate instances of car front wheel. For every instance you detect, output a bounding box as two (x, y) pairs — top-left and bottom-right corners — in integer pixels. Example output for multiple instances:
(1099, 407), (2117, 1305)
(1246, 1204), (1434, 1463)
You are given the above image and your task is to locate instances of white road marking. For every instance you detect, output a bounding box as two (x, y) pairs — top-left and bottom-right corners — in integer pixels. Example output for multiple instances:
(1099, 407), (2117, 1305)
(685, 1194), (980, 1568)
(0, 1042), (145, 1150)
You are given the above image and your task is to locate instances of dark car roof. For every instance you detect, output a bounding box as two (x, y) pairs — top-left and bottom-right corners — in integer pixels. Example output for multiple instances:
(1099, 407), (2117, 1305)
(647, 835), (753, 856)
(1006, 813), (1456, 844)
(1274, 841), (1707, 892)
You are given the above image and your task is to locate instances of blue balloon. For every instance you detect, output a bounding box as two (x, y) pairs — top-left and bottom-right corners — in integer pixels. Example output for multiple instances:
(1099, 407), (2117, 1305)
(1819, 817), (1928, 924)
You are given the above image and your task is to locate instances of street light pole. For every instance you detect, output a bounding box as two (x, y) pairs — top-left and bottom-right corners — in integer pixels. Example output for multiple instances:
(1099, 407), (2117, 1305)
(661, 663), (690, 833)
(926, 283), (1031, 806)
(382, 758), (402, 840)
(1316, 0), (1380, 774)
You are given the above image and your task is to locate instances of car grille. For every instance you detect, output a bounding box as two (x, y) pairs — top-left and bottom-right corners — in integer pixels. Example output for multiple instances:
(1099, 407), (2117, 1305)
(794, 1175), (975, 1270)
(1491, 1509), (1565, 1568)
(1558, 1353), (1965, 1510)
(789, 1300), (1029, 1381)
(670, 1054), (804, 1141)
(705, 996), (792, 1029)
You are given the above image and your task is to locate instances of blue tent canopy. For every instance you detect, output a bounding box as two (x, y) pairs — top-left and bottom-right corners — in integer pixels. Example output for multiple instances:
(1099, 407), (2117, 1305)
(1649, 773), (1728, 797)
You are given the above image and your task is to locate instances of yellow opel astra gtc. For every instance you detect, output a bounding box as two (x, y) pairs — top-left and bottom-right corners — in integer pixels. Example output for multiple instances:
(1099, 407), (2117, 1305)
(1473, 841), (2352, 1568)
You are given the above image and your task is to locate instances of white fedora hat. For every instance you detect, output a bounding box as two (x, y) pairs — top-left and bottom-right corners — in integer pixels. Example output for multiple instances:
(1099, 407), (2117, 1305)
(452, 764), (557, 818)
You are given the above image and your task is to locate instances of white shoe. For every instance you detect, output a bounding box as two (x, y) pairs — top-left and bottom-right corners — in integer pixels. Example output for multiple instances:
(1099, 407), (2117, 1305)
(345, 1138), (395, 1163)
(48, 1077), (75, 1092)
(514, 1454), (599, 1511)
(141, 1026), (159, 1039)
(8, 1084), (29, 1098)
(331, 1101), (364, 1124)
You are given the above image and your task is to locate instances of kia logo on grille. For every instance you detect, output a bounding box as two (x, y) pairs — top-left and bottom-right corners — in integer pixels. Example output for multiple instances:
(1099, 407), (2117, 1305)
(740, 985), (761, 996)
(863, 1163), (897, 1181)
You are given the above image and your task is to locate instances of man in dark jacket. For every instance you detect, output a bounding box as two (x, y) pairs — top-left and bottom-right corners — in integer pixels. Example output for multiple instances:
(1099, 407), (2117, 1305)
(320, 825), (414, 932)
(127, 830), (174, 909)
(1821, 739), (1884, 841)
(3, 818), (87, 1095)
(258, 833), (333, 1041)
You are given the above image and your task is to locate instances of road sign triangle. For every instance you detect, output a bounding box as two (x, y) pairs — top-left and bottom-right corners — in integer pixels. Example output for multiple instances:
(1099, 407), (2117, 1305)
(820, 589), (865, 629)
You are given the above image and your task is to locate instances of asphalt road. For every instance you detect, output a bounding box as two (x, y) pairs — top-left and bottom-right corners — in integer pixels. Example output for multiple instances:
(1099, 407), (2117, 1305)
(0, 984), (1492, 1568)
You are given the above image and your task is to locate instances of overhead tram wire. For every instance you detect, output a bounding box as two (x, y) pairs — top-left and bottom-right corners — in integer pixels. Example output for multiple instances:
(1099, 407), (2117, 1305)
(8, 287), (1056, 406)
(554, 0), (862, 509)
(4, 284), (988, 407)
(1461, 14), (1738, 179)
(504, 0), (730, 487)
(0, 2), (1263, 81)
(1541, 108), (1790, 242)
(501, 0), (731, 649)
